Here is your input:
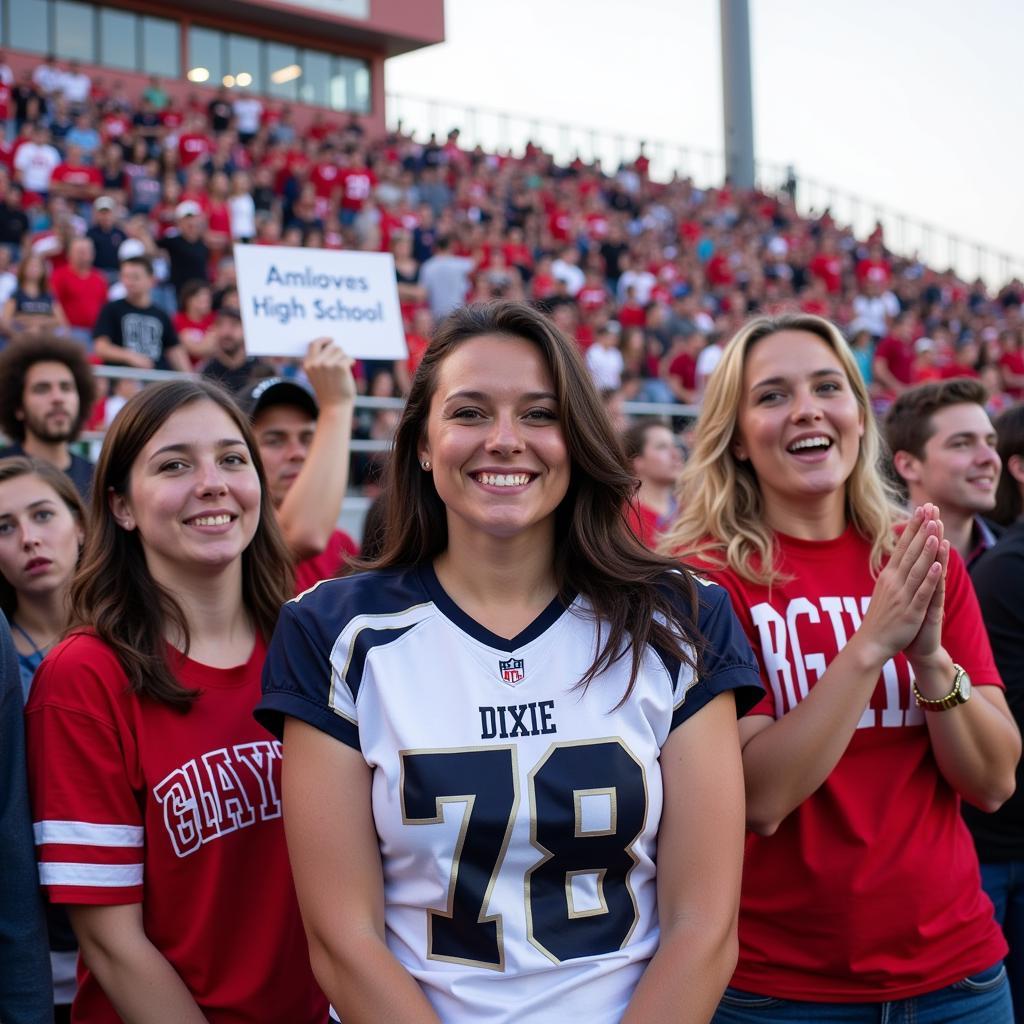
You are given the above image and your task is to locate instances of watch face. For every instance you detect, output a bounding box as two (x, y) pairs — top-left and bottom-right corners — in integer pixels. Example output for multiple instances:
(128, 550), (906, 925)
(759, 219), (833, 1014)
(959, 672), (972, 701)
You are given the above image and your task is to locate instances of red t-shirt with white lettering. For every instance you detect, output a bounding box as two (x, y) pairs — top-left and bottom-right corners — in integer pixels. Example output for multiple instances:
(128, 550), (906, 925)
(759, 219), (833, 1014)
(50, 163), (103, 193)
(178, 132), (212, 167)
(338, 168), (376, 211)
(697, 526), (1005, 1001)
(310, 161), (341, 199)
(26, 632), (326, 1024)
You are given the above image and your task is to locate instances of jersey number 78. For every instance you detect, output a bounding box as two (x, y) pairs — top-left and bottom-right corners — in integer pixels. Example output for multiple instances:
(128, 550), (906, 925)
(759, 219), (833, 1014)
(400, 738), (646, 970)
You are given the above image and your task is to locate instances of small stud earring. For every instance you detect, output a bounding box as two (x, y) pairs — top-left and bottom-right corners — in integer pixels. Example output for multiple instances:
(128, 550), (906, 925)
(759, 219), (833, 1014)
(422, 459), (431, 471)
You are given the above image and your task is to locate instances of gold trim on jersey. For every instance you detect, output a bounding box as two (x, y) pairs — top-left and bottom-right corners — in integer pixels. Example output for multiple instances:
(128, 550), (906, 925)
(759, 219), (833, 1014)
(399, 744), (520, 973)
(565, 868), (609, 919)
(327, 602), (433, 721)
(524, 737), (648, 965)
(573, 787), (617, 838)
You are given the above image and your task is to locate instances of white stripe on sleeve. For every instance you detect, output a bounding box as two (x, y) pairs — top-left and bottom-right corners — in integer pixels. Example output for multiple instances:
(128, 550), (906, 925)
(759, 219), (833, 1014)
(34, 820), (145, 848)
(39, 862), (144, 887)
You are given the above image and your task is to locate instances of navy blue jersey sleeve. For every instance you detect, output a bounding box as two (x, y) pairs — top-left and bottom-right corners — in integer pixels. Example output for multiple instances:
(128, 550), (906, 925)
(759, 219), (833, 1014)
(256, 595), (360, 751)
(0, 615), (54, 1023)
(670, 578), (763, 731)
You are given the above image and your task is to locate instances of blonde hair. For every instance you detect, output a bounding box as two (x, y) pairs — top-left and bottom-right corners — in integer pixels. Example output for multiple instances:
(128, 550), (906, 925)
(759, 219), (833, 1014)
(660, 313), (905, 585)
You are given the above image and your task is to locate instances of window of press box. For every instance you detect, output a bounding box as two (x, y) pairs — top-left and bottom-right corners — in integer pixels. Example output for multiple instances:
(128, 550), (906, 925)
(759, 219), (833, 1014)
(99, 7), (137, 72)
(5, 0), (177, 77)
(54, 0), (94, 63)
(140, 15), (178, 78)
(2, 2), (369, 114)
(187, 26), (371, 113)
(8, 0), (49, 54)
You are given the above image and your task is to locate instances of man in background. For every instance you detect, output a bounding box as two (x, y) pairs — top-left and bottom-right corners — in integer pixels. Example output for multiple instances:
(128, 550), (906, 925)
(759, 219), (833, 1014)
(201, 306), (266, 393)
(620, 418), (683, 548)
(240, 338), (358, 592)
(0, 335), (96, 498)
(885, 377), (1002, 567)
(50, 236), (107, 345)
(92, 255), (190, 372)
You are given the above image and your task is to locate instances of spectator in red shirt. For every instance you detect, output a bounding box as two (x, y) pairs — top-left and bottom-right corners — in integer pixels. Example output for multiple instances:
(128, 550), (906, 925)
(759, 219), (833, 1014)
(48, 143), (102, 208)
(310, 145), (342, 201)
(998, 328), (1024, 398)
(856, 241), (893, 288)
(910, 336), (944, 383)
(941, 337), (983, 379)
(395, 306), (433, 395)
(661, 330), (703, 404)
(339, 154), (376, 226)
(621, 419), (682, 548)
(177, 114), (213, 168)
(873, 312), (917, 400)
(172, 278), (216, 366)
(808, 234), (844, 294)
(50, 236), (107, 339)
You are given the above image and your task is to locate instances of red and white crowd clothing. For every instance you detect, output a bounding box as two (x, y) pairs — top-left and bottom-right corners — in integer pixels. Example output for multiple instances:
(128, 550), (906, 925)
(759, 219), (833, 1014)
(178, 132), (213, 168)
(339, 167), (377, 213)
(697, 525), (1006, 1001)
(26, 632), (327, 1024)
(293, 527), (359, 595)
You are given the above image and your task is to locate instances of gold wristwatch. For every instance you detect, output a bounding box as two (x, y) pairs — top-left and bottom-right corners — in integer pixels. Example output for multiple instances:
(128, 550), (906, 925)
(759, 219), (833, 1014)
(912, 663), (972, 711)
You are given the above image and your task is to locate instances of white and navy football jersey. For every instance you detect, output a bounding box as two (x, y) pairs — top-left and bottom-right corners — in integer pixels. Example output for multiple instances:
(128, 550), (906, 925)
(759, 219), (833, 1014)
(258, 564), (761, 1023)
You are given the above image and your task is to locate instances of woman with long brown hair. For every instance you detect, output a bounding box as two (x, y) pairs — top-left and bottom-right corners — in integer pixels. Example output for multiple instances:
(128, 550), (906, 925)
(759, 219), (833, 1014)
(663, 313), (1020, 1022)
(258, 301), (763, 1024)
(25, 380), (326, 1023)
(0, 251), (68, 337)
(0, 457), (84, 698)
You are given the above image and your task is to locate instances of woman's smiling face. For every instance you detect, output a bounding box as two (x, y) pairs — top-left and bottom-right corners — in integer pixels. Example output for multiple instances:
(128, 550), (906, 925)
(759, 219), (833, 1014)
(111, 399), (261, 585)
(733, 329), (864, 533)
(419, 333), (570, 548)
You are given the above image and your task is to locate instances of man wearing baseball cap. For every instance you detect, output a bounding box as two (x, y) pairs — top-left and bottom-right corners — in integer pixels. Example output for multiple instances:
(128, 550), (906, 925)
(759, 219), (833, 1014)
(157, 200), (210, 299)
(241, 338), (358, 592)
(86, 196), (126, 278)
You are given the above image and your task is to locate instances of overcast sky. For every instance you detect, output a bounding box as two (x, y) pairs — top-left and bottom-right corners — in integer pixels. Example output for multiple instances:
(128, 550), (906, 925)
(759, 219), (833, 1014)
(387, 0), (1023, 284)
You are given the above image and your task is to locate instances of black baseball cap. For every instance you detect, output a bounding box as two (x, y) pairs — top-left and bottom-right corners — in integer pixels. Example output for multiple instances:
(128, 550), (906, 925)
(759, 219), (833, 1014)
(239, 377), (318, 421)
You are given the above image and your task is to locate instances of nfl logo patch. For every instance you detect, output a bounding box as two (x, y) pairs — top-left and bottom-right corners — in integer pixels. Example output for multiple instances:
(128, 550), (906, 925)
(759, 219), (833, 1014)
(499, 657), (525, 685)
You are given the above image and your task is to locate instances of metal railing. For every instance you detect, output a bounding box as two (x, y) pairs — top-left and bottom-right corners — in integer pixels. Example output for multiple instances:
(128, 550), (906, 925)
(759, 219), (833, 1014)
(385, 91), (1024, 287)
(81, 367), (698, 453)
(72, 368), (696, 541)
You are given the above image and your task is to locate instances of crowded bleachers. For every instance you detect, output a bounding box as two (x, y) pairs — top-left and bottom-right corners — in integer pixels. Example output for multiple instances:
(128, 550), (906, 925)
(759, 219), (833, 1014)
(4, 50), (1024, 1024)
(2, 51), (1023, 470)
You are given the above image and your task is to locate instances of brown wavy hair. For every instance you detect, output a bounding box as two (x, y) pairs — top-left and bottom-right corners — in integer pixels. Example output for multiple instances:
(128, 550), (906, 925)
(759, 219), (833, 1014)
(69, 380), (293, 708)
(366, 301), (704, 699)
(0, 334), (97, 443)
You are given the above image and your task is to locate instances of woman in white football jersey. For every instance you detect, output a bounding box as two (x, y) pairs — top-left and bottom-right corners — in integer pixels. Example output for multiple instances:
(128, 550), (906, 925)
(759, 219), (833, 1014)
(259, 301), (763, 1023)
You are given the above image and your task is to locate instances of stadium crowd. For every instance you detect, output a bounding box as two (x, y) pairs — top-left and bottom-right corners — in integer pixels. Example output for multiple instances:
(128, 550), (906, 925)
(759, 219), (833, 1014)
(1, 52), (1024, 1024)
(0, 52), (1022, 428)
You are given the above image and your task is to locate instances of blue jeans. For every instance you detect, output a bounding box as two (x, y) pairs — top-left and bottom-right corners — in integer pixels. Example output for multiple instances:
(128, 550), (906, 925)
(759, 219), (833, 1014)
(712, 962), (1012, 1023)
(981, 860), (1024, 1022)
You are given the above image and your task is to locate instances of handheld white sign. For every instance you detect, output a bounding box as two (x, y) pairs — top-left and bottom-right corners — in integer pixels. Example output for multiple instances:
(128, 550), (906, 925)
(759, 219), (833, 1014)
(234, 245), (406, 359)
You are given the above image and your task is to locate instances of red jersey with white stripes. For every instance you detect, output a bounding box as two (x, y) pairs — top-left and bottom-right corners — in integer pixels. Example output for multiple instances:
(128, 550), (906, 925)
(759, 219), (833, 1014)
(25, 631), (325, 1024)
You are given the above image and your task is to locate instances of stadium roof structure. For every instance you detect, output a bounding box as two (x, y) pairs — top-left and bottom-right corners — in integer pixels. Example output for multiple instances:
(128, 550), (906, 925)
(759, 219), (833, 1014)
(176, 0), (444, 58)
